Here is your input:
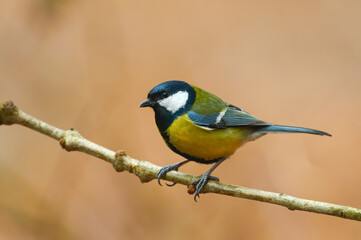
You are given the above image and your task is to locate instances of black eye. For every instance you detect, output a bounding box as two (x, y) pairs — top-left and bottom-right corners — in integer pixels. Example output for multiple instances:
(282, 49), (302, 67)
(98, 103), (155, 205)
(161, 91), (169, 98)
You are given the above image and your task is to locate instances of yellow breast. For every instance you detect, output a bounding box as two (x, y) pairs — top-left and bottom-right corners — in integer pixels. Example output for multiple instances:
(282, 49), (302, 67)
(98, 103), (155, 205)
(165, 114), (250, 161)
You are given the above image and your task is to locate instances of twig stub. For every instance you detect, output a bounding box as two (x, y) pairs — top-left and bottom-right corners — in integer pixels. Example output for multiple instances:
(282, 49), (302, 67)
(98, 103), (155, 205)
(0, 101), (18, 125)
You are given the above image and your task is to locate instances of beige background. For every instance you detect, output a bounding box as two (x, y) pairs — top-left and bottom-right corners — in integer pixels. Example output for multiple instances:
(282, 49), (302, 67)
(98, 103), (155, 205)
(0, 1), (360, 239)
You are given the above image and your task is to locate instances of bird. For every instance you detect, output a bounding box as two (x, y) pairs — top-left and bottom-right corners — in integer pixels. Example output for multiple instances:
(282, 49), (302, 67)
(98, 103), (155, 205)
(140, 80), (331, 201)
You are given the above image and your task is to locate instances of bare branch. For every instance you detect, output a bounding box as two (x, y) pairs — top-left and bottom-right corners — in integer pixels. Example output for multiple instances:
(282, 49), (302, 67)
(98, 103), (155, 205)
(1, 100), (360, 221)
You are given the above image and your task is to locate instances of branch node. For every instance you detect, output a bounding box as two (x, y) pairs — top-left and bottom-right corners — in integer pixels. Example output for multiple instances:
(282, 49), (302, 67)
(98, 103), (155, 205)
(115, 150), (127, 157)
(59, 129), (82, 151)
(187, 184), (196, 194)
(59, 137), (71, 151)
(133, 161), (156, 183)
(113, 150), (127, 172)
(0, 101), (19, 125)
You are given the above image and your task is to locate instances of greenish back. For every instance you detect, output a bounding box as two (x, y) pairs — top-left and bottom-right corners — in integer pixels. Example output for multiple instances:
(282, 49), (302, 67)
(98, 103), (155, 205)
(190, 85), (228, 115)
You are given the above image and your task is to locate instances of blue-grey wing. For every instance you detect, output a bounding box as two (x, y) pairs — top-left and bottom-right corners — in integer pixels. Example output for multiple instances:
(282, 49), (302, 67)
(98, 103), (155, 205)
(187, 105), (268, 129)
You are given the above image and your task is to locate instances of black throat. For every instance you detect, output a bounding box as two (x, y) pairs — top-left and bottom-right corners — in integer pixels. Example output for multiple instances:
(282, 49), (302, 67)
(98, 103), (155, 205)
(152, 89), (196, 132)
(153, 106), (177, 132)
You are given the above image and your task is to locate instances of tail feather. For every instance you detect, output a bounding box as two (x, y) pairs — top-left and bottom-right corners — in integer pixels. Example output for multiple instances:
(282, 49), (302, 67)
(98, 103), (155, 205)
(255, 125), (332, 137)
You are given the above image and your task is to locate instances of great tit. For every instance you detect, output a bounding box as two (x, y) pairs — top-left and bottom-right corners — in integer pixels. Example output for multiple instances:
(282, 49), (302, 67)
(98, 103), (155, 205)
(140, 80), (331, 201)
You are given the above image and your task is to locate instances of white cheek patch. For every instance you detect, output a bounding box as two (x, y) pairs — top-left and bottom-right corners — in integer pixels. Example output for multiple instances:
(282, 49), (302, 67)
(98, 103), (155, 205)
(158, 91), (189, 113)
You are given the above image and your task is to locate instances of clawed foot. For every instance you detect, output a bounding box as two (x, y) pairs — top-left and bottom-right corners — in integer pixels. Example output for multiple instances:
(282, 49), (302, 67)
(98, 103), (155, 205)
(157, 165), (179, 186)
(158, 158), (225, 201)
(189, 175), (220, 201)
(157, 160), (189, 186)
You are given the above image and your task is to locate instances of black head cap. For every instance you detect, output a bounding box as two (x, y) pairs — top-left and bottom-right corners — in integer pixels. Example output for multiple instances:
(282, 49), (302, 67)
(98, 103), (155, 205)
(140, 81), (195, 109)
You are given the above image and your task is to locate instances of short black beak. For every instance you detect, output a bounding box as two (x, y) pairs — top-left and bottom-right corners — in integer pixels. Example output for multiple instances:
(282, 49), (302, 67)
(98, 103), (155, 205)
(139, 99), (153, 108)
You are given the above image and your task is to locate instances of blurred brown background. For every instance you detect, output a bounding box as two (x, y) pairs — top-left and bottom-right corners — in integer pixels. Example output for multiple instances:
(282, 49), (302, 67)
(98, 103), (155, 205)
(0, 0), (360, 239)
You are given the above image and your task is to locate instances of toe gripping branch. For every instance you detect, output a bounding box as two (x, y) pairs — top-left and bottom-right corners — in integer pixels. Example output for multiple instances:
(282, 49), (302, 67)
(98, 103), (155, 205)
(157, 158), (226, 201)
(157, 160), (190, 186)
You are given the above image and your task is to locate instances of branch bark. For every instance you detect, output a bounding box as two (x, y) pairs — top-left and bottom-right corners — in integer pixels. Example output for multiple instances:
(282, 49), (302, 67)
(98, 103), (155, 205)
(1, 100), (360, 221)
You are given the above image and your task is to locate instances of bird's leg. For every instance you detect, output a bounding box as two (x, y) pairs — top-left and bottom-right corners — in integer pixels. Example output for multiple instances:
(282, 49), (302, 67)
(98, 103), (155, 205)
(158, 159), (190, 186)
(189, 158), (226, 201)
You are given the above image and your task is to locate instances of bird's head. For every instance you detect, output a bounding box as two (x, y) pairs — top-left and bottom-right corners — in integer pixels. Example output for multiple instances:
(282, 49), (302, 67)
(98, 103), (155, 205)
(140, 80), (196, 115)
(140, 81), (196, 131)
